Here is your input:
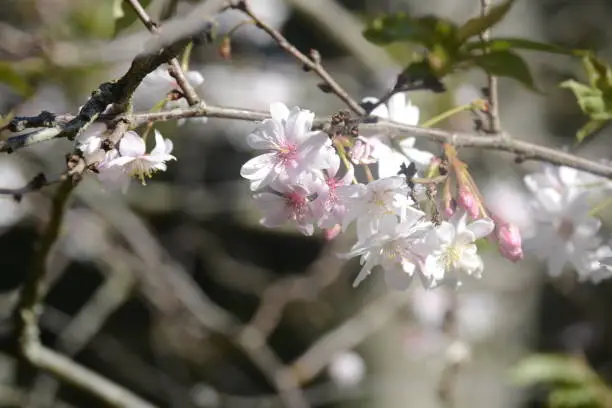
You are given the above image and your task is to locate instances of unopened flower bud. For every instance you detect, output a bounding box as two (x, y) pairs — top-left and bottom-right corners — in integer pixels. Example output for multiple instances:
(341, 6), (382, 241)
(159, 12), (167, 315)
(349, 136), (376, 165)
(323, 224), (342, 241)
(444, 198), (456, 218)
(219, 37), (232, 60)
(497, 222), (523, 262)
(457, 187), (479, 219)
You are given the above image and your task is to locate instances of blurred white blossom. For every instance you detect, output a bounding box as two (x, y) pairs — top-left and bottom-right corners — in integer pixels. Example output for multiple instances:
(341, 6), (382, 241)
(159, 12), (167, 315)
(525, 186), (602, 279)
(327, 351), (366, 388)
(0, 159), (30, 228)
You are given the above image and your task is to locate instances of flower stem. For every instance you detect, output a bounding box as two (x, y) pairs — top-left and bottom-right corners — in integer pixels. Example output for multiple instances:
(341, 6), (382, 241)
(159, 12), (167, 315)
(590, 196), (612, 216)
(334, 140), (358, 184)
(227, 19), (256, 37)
(362, 164), (375, 183)
(420, 103), (475, 129)
(180, 42), (194, 71)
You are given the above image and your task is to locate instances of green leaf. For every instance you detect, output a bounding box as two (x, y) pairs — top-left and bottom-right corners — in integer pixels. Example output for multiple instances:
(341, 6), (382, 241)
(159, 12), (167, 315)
(71, 1), (117, 39)
(456, 0), (516, 43)
(471, 50), (538, 91)
(113, 0), (125, 19)
(575, 119), (608, 143)
(464, 37), (583, 56)
(582, 55), (612, 91)
(510, 355), (597, 387)
(0, 62), (33, 96)
(549, 387), (601, 408)
(560, 80), (612, 119)
(363, 13), (416, 45)
(363, 12), (458, 48)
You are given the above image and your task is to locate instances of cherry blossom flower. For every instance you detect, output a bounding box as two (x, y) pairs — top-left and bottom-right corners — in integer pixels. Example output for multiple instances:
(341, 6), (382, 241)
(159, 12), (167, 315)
(105, 130), (176, 186)
(359, 93), (433, 177)
(419, 210), (495, 287)
(315, 159), (354, 229)
(524, 187), (602, 278)
(343, 207), (432, 289)
(252, 177), (324, 236)
(348, 136), (377, 165)
(240, 102), (333, 191)
(76, 123), (107, 160)
(525, 163), (612, 200)
(339, 176), (413, 241)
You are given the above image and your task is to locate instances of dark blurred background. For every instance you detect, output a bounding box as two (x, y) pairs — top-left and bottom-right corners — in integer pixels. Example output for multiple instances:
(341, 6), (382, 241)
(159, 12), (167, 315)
(1, 0), (612, 407)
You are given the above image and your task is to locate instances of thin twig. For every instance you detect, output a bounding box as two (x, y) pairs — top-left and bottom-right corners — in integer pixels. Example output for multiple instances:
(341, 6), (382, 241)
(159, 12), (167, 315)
(14, 165), (156, 408)
(479, 0), (501, 133)
(16, 178), (77, 349)
(0, 173), (56, 202)
(240, 243), (345, 340)
(284, 0), (399, 84)
(290, 291), (409, 383)
(6, 104), (612, 178)
(126, 0), (201, 106)
(23, 346), (157, 408)
(436, 290), (460, 408)
(77, 181), (310, 408)
(232, 0), (365, 115)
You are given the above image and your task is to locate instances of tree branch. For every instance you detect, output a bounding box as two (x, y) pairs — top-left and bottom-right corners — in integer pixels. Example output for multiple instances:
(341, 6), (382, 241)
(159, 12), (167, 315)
(231, 0), (365, 115)
(0, 173), (55, 202)
(126, 0), (201, 106)
(479, 0), (501, 133)
(6, 104), (612, 178)
(0, 7), (214, 154)
(22, 345), (157, 408)
(12, 162), (157, 408)
(290, 291), (409, 383)
(437, 291), (461, 408)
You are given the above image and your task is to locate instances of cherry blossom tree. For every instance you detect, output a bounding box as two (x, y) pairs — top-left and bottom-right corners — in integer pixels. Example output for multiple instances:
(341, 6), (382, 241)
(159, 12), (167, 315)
(2, 0), (612, 407)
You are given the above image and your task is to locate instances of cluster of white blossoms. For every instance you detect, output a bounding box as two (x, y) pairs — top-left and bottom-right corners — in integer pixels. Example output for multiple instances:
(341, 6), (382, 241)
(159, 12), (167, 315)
(75, 65), (205, 191)
(239, 96), (499, 290)
(238, 94), (612, 288)
(75, 64), (612, 288)
(78, 127), (176, 193)
(522, 164), (612, 282)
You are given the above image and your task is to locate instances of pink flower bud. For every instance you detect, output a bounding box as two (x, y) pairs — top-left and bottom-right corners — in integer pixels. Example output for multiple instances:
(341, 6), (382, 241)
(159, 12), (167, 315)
(457, 187), (479, 219)
(323, 224), (342, 241)
(497, 223), (523, 262)
(444, 198), (456, 218)
(349, 137), (376, 165)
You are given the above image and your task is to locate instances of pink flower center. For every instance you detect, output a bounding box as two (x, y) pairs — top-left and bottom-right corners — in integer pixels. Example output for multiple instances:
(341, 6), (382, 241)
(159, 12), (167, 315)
(276, 143), (299, 168)
(286, 191), (309, 220)
(325, 176), (340, 203)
